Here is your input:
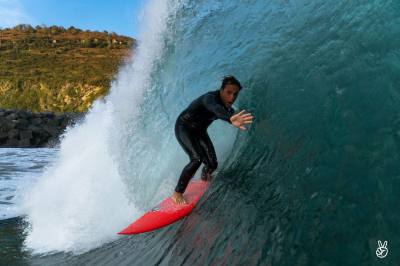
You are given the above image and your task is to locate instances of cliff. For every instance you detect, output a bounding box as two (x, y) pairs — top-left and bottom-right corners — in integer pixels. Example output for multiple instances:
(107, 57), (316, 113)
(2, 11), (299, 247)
(0, 24), (135, 113)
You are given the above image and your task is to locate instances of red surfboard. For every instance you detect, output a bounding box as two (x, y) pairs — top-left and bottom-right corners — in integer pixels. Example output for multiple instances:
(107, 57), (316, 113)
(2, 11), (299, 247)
(118, 180), (209, 235)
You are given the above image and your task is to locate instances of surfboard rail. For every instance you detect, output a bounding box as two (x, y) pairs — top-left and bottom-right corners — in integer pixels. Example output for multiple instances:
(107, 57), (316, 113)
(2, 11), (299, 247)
(118, 180), (209, 235)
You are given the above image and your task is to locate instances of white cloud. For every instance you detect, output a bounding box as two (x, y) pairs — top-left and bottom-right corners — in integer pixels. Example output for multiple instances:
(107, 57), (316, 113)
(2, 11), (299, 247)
(0, 0), (34, 28)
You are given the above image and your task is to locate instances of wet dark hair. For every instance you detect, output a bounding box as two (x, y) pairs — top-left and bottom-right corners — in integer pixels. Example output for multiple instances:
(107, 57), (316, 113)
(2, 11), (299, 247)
(219, 75), (242, 90)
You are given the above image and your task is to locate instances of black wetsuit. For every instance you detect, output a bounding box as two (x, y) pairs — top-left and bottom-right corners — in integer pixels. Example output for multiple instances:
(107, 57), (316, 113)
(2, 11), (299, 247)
(174, 90), (235, 193)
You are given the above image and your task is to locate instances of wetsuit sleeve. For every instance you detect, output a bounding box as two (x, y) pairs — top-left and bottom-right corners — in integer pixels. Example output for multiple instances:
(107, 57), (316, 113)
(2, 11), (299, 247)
(202, 94), (234, 123)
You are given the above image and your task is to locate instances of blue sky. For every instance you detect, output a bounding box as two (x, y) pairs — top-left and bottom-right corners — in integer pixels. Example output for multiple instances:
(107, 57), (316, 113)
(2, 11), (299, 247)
(0, 0), (146, 37)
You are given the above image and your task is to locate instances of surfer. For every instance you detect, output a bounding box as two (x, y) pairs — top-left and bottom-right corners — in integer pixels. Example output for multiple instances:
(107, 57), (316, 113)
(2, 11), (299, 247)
(171, 75), (254, 205)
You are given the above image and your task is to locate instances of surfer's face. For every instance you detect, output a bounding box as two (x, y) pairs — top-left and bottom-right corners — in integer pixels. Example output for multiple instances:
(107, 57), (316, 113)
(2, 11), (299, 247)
(220, 84), (240, 107)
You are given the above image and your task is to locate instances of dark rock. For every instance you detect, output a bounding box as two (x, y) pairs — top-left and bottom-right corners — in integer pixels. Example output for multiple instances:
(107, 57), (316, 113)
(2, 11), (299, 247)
(8, 120), (19, 129)
(16, 109), (26, 118)
(0, 108), (84, 147)
(6, 138), (19, 147)
(15, 118), (30, 129)
(31, 118), (43, 126)
(8, 129), (19, 139)
(43, 125), (59, 137)
(0, 117), (11, 130)
(60, 119), (72, 128)
(6, 113), (18, 120)
(46, 118), (59, 127)
(18, 138), (31, 148)
(56, 115), (66, 125)
(28, 125), (41, 133)
(33, 112), (43, 118)
(0, 131), (8, 141)
(20, 130), (33, 140)
(42, 111), (55, 118)
(30, 137), (42, 147)
(33, 128), (50, 139)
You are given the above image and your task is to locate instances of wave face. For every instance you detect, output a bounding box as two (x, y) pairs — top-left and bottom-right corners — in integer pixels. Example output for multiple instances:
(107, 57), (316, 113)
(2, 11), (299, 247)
(25, 0), (400, 265)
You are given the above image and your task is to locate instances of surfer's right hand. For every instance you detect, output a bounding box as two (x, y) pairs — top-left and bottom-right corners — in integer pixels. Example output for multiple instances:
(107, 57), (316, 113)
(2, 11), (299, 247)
(230, 110), (254, 130)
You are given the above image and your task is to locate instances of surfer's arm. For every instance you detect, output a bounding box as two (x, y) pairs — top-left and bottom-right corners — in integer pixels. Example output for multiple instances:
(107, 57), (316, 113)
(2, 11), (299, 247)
(202, 94), (234, 123)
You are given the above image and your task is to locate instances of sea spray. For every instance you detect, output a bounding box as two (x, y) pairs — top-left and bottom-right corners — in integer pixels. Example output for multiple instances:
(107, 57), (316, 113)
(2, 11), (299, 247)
(22, 0), (171, 254)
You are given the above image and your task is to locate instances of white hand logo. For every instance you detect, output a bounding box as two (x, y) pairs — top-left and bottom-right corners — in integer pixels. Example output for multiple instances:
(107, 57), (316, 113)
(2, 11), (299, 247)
(376, 240), (388, 259)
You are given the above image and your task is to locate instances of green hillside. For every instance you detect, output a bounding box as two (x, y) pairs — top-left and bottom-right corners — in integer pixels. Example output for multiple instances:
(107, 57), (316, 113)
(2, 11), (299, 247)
(0, 24), (135, 112)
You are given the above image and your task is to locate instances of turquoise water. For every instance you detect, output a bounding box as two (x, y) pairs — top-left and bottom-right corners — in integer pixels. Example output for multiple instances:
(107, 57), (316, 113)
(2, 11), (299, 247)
(1, 0), (400, 265)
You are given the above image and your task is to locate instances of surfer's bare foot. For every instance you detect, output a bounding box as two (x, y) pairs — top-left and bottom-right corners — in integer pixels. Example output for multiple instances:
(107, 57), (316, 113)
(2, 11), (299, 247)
(171, 192), (187, 205)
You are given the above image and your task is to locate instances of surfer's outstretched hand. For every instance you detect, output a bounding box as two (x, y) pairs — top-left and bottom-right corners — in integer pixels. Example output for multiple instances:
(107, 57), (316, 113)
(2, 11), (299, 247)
(230, 110), (254, 130)
(171, 192), (187, 205)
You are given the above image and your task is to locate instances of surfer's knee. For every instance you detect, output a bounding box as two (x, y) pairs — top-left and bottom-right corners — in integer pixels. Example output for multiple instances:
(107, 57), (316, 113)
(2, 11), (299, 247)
(207, 160), (218, 171)
(190, 157), (202, 168)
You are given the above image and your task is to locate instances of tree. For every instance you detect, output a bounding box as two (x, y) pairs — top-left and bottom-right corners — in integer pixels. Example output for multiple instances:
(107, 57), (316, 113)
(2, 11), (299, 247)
(67, 26), (80, 34)
(14, 24), (34, 32)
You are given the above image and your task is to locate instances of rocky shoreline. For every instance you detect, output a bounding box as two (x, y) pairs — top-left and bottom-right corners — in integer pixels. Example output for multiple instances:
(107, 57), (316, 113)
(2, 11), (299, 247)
(0, 109), (84, 148)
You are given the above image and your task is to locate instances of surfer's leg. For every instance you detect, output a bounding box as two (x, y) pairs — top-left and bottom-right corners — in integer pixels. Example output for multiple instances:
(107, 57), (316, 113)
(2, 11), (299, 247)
(174, 122), (204, 194)
(198, 131), (218, 181)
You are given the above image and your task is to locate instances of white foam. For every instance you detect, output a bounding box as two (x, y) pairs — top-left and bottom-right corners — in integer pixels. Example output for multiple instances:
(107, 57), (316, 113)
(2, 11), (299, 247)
(21, 0), (171, 254)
